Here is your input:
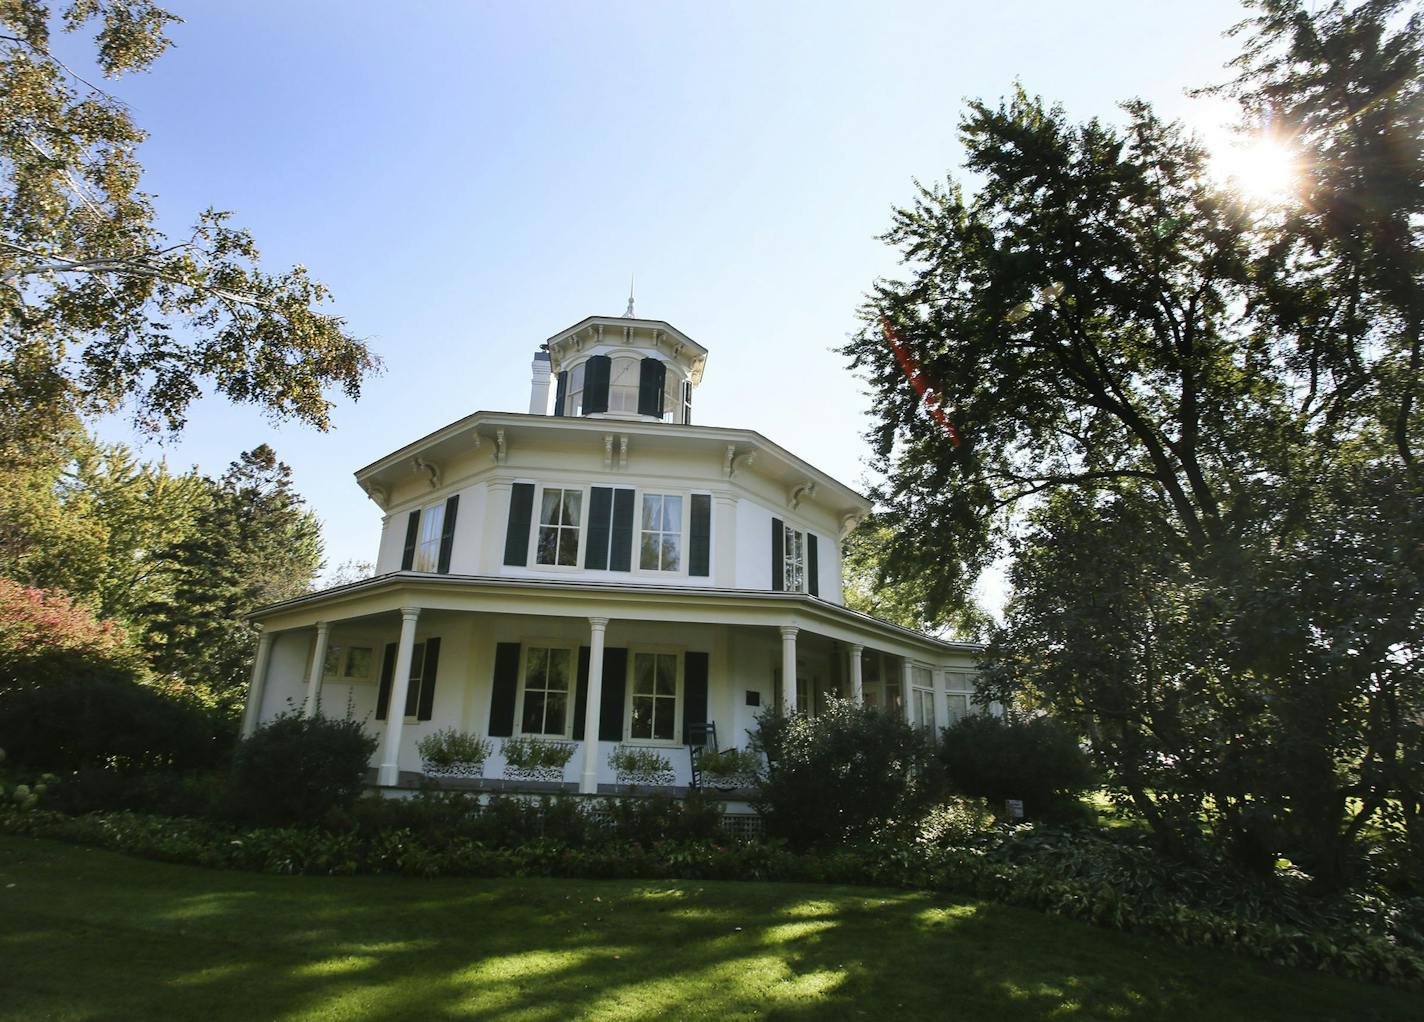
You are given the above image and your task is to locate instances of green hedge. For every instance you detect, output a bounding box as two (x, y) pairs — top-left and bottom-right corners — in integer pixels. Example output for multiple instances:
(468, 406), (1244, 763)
(3, 806), (1421, 990)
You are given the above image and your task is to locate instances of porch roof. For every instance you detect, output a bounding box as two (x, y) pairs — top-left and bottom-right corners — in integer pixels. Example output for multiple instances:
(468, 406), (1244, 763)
(247, 572), (981, 662)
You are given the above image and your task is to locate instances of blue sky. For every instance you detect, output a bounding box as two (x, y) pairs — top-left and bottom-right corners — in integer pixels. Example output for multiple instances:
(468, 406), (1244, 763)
(84, 0), (1250, 605)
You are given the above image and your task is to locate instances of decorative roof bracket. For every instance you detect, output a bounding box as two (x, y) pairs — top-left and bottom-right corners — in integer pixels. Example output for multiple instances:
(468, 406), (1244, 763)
(412, 456), (441, 490)
(790, 480), (817, 511)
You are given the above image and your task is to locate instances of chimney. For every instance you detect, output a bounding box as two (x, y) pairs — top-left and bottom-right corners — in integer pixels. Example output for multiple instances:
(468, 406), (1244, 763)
(528, 350), (553, 414)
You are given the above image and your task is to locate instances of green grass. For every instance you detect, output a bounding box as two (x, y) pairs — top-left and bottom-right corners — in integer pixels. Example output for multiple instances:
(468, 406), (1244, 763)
(0, 836), (1417, 1021)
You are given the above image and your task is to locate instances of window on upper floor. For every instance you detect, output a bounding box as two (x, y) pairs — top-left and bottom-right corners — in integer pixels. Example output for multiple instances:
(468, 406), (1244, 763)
(519, 645), (574, 737)
(412, 501), (445, 572)
(567, 362), (585, 417)
(536, 487), (582, 566)
(782, 524), (805, 592)
(628, 650), (679, 742)
(607, 356), (640, 413)
(639, 493), (683, 572)
(662, 370), (681, 423)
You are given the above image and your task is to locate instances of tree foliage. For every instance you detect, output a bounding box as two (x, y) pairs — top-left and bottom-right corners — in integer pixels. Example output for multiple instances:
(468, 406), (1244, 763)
(144, 444), (322, 704)
(0, 0), (377, 447)
(843, 1), (1424, 888)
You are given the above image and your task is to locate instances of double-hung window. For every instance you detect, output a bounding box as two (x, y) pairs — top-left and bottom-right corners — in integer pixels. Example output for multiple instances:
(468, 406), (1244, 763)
(567, 362), (585, 416)
(944, 671), (976, 726)
(607, 356), (640, 413)
(628, 651), (678, 741)
(412, 501), (445, 572)
(639, 493), (683, 572)
(782, 524), (805, 592)
(536, 488), (582, 566)
(911, 665), (936, 730)
(520, 645), (574, 736)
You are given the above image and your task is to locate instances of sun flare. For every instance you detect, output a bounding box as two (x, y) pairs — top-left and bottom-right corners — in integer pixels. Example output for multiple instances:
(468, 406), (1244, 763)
(1211, 135), (1301, 203)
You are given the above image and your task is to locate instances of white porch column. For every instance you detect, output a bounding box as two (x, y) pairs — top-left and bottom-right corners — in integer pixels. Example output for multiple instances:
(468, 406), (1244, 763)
(900, 658), (915, 724)
(240, 629), (275, 738)
(779, 625), (799, 713)
(580, 616), (609, 795)
(932, 666), (949, 732)
(847, 643), (864, 705)
(303, 621), (331, 718)
(376, 607), (421, 786)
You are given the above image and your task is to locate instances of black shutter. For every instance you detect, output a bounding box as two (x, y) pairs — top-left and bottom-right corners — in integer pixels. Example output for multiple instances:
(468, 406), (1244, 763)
(689, 494), (711, 577)
(375, 642), (397, 720)
(400, 510), (420, 571)
(503, 483), (535, 566)
(487, 642), (521, 737)
(583, 355), (611, 414)
(572, 646), (590, 737)
(553, 370), (568, 416)
(771, 517), (784, 591)
(585, 487), (612, 570)
(415, 637), (441, 721)
(683, 651), (709, 745)
(598, 647), (628, 741)
(637, 358), (666, 417)
(437, 495), (459, 573)
(403, 642), (426, 718)
(807, 533), (819, 597)
(610, 489), (634, 571)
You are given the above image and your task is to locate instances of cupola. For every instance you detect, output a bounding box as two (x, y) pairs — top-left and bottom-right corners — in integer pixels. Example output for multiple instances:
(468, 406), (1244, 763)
(532, 314), (708, 425)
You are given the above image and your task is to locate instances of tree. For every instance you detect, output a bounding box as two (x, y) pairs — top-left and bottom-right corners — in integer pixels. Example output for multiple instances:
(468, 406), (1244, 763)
(842, 2), (1424, 887)
(145, 445), (321, 706)
(1, 1), (377, 451)
(842, 516), (988, 637)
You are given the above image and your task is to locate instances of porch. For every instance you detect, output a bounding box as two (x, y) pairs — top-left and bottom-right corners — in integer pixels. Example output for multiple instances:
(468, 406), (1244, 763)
(241, 574), (982, 796)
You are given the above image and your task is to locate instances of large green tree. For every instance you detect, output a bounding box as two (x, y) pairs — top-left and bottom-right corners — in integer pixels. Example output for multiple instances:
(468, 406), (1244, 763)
(144, 445), (321, 707)
(0, 0), (376, 455)
(844, 1), (1424, 887)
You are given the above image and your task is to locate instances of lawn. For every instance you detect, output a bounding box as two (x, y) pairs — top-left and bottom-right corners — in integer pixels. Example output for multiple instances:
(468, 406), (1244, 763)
(0, 835), (1417, 1022)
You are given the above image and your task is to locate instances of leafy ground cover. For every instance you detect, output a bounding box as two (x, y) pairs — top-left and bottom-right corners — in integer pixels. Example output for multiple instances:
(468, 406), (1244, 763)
(2, 835), (1419, 1022)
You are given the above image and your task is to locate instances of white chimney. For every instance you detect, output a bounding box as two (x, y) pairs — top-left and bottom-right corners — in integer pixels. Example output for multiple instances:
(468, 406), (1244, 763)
(528, 350), (553, 414)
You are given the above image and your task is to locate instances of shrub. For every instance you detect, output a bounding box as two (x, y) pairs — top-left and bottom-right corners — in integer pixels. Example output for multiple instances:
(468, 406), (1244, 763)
(0, 580), (144, 687)
(0, 669), (232, 773)
(416, 728), (492, 772)
(46, 768), (225, 818)
(914, 796), (999, 847)
(226, 713), (376, 825)
(749, 699), (941, 848)
(940, 713), (1095, 821)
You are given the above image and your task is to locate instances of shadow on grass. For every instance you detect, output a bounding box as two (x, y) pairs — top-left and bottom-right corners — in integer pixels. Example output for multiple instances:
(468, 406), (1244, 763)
(0, 835), (1415, 1022)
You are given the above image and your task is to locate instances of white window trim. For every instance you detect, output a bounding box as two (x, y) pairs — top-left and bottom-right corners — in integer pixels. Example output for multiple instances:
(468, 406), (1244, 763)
(623, 646), (684, 746)
(781, 522), (806, 593)
(514, 641), (580, 739)
(528, 483), (587, 570)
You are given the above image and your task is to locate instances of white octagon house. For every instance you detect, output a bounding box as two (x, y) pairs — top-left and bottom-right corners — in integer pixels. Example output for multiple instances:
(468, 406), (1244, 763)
(242, 312), (983, 794)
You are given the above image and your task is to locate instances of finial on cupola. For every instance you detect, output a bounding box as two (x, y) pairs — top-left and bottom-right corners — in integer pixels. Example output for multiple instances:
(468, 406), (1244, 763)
(624, 274), (635, 318)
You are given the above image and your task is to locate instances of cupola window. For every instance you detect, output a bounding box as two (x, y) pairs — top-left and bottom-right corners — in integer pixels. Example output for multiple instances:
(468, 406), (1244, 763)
(608, 356), (641, 413)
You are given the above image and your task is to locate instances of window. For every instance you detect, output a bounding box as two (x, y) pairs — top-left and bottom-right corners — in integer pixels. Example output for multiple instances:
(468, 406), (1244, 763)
(412, 501), (445, 572)
(402, 641), (427, 718)
(536, 487), (582, 566)
(629, 651), (678, 741)
(945, 670), (976, 725)
(567, 362), (585, 416)
(323, 645), (374, 680)
(520, 645), (574, 736)
(682, 380), (692, 424)
(662, 370), (681, 423)
(608, 356), (640, 413)
(782, 524), (805, 592)
(639, 493), (683, 572)
(911, 665), (935, 730)
(860, 650), (903, 715)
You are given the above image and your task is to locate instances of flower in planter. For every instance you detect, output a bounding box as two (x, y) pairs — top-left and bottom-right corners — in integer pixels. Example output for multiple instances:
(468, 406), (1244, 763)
(608, 745), (676, 787)
(501, 736), (576, 783)
(417, 729), (492, 778)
